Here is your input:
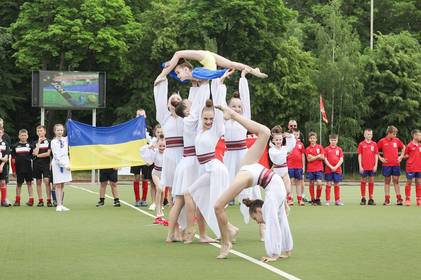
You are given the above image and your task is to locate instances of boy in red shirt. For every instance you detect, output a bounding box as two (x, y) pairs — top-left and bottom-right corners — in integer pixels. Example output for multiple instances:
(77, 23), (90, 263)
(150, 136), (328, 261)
(377, 126), (405, 206)
(324, 134), (344, 206)
(357, 128), (378, 206)
(403, 129), (421, 206)
(287, 130), (306, 206)
(305, 132), (324, 206)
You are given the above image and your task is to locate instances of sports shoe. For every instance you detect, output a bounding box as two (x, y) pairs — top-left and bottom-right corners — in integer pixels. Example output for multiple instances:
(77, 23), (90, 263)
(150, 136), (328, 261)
(302, 197), (309, 203)
(315, 199), (322, 206)
(396, 199), (403, 206)
(26, 200), (34, 207)
(153, 216), (163, 224)
(113, 201), (121, 207)
(1, 201), (11, 207)
(56, 205), (62, 212)
(134, 200), (142, 207)
(287, 199), (294, 206)
(53, 200), (57, 207)
(161, 218), (169, 227)
(367, 198), (376, 206)
(405, 199), (411, 206)
(335, 200), (344, 206)
(360, 197), (366, 205)
(47, 201), (53, 207)
(13, 201), (20, 207)
(96, 200), (105, 207)
(325, 201), (330, 206)
(148, 203), (156, 211)
(140, 200), (148, 207)
(383, 200), (391, 206)
(61, 205), (70, 211)
(37, 201), (44, 207)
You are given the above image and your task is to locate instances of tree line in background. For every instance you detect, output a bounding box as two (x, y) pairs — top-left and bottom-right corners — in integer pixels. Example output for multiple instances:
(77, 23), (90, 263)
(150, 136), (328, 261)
(0, 0), (420, 150)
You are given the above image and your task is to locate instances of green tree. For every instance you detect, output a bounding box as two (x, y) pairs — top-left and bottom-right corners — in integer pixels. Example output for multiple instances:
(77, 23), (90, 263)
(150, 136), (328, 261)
(363, 32), (421, 141)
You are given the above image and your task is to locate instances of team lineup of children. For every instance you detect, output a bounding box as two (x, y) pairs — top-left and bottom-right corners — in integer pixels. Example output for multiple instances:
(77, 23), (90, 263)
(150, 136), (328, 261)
(0, 50), (420, 262)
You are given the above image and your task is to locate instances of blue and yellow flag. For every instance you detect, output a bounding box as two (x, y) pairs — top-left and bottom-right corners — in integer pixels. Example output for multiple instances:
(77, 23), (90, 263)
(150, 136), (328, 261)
(67, 118), (147, 170)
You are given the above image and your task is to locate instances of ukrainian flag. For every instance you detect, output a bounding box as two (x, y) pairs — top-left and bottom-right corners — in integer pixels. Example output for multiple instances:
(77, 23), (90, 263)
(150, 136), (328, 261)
(67, 118), (147, 170)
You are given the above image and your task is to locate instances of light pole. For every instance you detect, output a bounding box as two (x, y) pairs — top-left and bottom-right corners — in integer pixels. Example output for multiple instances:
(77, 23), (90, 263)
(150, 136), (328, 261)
(370, 0), (374, 49)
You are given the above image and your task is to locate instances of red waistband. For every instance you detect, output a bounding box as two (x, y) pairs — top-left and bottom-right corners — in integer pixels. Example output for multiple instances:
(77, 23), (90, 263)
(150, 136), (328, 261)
(183, 146), (196, 157)
(197, 152), (216, 165)
(258, 168), (275, 188)
(153, 166), (162, 171)
(273, 163), (288, 168)
(225, 139), (247, 151)
(165, 136), (184, 148)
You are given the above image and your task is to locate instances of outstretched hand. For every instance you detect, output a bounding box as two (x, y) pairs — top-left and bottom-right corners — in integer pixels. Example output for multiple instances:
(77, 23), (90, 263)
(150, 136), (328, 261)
(220, 69), (235, 83)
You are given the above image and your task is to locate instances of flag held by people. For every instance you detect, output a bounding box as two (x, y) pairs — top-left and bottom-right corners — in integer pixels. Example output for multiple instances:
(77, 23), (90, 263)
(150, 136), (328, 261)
(320, 95), (329, 124)
(67, 118), (147, 170)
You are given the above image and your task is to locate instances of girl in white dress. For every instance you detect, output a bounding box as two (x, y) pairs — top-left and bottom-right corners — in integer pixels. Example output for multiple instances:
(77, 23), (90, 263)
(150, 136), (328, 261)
(214, 107), (293, 261)
(140, 135), (166, 223)
(223, 70), (263, 239)
(51, 124), (72, 212)
(153, 79), (184, 204)
(189, 74), (238, 240)
(167, 81), (213, 243)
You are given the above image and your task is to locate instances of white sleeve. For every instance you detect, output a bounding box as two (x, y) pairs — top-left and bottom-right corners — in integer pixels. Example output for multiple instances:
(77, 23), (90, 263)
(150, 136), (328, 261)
(190, 82), (210, 120)
(145, 128), (153, 144)
(285, 136), (296, 154)
(239, 77), (251, 119)
(263, 199), (282, 257)
(211, 80), (227, 137)
(153, 79), (170, 125)
(269, 147), (280, 165)
(139, 145), (155, 165)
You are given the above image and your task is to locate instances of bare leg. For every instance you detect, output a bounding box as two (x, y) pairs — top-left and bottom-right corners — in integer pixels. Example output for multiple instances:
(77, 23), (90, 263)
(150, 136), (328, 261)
(214, 171), (253, 259)
(213, 53), (268, 78)
(392, 176), (401, 199)
(215, 106), (270, 166)
(55, 184), (63, 206)
(99, 182), (107, 198)
(259, 223), (266, 242)
(36, 179), (43, 200)
(152, 175), (163, 217)
(384, 176), (391, 199)
(167, 196), (184, 242)
(44, 177), (51, 200)
(110, 182), (119, 198)
(282, 174), (292, 195)
(183, 193), (197, 243)
(27, 181), (33, 198)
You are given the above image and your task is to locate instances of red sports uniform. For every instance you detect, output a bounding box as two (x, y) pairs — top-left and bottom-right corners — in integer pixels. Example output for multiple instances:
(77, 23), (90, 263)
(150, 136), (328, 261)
(377, 137), (405, 166)
(358, 140), (378, 171)
(287, 140), (305, 169)
(324, 145), (343, 174)
(305, 144), (324, 172)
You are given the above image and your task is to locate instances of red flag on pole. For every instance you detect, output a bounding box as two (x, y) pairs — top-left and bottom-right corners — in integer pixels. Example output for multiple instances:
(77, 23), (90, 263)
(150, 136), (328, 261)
(320, 95), (329, 124)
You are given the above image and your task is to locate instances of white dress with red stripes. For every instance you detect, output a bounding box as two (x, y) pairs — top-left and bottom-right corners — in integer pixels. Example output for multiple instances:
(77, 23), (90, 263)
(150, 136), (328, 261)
(223, 77), (262, 223)
(189, 79), (228, 238)
(154, 79), (184, 188)
(172, 82), (210, 196)
(51, 137), (72, 184)
(240, 163), (293, 257)
(269, 136), (296, 177)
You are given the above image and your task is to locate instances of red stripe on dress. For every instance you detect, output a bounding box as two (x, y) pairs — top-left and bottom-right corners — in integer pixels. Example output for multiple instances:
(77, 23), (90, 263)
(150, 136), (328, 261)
(183, 146), (196, 157)
(257, 168), (274, 188)
(273, 163), (288, 168)
(197, 152), (216, 165)
(226, 139), (247, 151)
(154, 166), (162, 171)
(165, 137), (184, 148)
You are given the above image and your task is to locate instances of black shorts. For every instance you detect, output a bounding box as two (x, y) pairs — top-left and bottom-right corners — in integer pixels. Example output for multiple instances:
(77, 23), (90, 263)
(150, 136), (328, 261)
(17, 171), (33, 185)
(0, 164), (7, 180)
(33, 162), (51, 180)
(100, 169), (118, 183)
(142, 165), (153, 180)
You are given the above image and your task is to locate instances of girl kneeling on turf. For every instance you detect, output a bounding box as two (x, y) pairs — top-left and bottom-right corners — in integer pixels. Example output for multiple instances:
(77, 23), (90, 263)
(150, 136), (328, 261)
(214, 106), (293, 261)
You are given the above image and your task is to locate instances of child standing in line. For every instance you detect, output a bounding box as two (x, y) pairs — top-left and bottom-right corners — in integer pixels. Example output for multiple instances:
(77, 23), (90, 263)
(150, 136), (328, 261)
(324, 134), (344, 206)
(305, 132), (324, 206)
(358, 129), (378, 206)
(403, 129), (421, 206)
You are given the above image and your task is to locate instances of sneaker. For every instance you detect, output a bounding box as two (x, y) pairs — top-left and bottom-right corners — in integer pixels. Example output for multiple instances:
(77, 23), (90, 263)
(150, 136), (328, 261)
(1, 201), (11, 207)
(96, 200), (105, 207)
(148, 203), (156, 211)
(360, 197), (366, 206)
(26, 201), (34, 207)
(55, 205), (62, 212)
(113, 201), (121, 207)
(383, 200), (391, 206)
(53, 200), (57, 207)
(396, 199), (403, 206)
(13, 201), (20, 207)
(47, 201), (53, 207)
(37, 201), (44, 207)
(134, 200), (142, 207)
(153, 216), (163, 224)
(316, 199), (322, 206)
(325, 201), (330, 206)
(61, 206), (70, 211)
(405, 199), (411, 206)
(302, 197), (309, 203)
(335, 200), (344, 206)
(367, 198), (376, 206)
(140, 200), (148, 207)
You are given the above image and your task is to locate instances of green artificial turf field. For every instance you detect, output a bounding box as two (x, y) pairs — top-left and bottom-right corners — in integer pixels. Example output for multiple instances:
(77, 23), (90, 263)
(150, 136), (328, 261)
(0, 183), (420, 280)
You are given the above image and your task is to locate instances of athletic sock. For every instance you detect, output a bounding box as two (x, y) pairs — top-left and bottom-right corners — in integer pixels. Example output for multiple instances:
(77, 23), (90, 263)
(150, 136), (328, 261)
(396, 194), (402, 201)
(360, 181), (366, 198)
(334, 184), (340, 201)
(0, 184), (7, 202)
(16, 195), (21, 203)
(405, 182), (411, 200)
(309, 182), (315, 201)
(51, 190), (57, 201)
(29, 197), (34, 203)
(297, 196), (302, 203)
(416, 185), (421, 199)
(133, 181), (140, 201)
(385, 195), (390, 202)
(38, 198), (44, 203)
(368, 182), (374, 199)
(316, 185), (322, 199)
(141, 180), (148, 201)
(47, 198), (51, 203)
(325, 184), (331, 202)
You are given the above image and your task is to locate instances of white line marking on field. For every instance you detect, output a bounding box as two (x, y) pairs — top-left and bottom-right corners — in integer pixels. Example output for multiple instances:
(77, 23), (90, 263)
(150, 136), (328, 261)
(70, 185), (302, 280)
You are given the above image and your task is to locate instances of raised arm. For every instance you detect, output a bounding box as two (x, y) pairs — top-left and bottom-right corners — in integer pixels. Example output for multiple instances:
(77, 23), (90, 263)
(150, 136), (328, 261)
(285, 134), (296, 154)
(190, 81), (210, 120)
(153, 79), (170, 125)
(211, 79), (227, 137)
(239, 77), (251, 119)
